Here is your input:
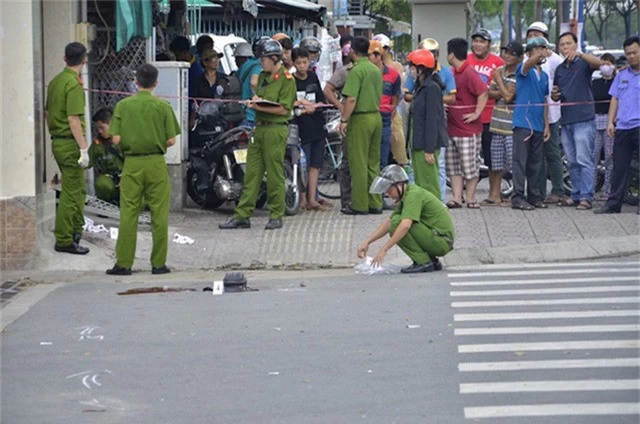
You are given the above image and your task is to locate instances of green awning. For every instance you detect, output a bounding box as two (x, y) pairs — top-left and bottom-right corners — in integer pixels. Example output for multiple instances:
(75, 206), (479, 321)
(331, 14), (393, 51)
(116, 0), (153, 51)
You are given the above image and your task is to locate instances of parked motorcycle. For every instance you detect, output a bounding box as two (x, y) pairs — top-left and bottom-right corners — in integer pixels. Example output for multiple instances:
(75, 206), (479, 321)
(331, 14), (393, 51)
(186, 101), (266, 209)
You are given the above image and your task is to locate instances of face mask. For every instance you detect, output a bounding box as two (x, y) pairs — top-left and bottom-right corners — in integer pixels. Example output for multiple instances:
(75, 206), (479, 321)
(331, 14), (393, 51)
(600, 64), (614, 77)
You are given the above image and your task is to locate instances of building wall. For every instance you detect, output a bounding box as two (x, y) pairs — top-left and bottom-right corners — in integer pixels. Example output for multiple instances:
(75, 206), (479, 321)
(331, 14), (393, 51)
(0, 0), (39, 270)
(0, 0), (78, 271)
(411, 0), (467, 53)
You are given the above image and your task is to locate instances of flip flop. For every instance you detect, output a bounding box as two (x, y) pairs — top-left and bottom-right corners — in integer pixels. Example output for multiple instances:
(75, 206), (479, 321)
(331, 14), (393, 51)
(512, 202), (535, 211)
(467, 202), (481, 209)
(318, 199), (334, 207)
(446, 200), (462, 209)
(308, 204), (331, 212)
(481, 199), (502, 206)
(558, 198), (577, 207)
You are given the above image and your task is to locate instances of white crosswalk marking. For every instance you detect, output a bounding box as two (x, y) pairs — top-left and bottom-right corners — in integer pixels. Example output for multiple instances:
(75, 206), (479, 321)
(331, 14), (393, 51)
(449, 261), (640, 421)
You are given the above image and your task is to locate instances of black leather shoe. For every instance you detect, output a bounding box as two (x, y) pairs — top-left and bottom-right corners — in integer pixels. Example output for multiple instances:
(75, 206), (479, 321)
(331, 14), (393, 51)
(265, 218), (283, 230)
(54, 242), (89, 255)
(432, 257), (443, 271)
(152, 265), (171, 275)
(218, 218), (251, 229)
(340, 206), (368, 215)
(401, 262), (435, 274)
(106, 264), (132, 275)
(594, 205), (620, 214)
(368, 208), (383, 214)
(73, 233), (82, 243)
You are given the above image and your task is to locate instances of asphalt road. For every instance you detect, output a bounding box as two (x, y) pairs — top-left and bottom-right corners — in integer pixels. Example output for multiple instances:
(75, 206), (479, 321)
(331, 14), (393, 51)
(1, 261), (639, 423)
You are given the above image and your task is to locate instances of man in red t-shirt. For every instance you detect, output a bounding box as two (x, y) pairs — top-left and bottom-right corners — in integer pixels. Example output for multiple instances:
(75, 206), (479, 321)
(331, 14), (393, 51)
(466, 28), (504, 171)
(445, 37), (489, 209)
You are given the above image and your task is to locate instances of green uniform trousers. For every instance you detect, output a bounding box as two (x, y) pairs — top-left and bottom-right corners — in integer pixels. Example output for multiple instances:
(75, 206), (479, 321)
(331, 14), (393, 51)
(347, 113), (383, 212)
(412, 148), (441, 201)
(95, 174), (119, 203)
(234, 124), (287, 220)
(52, 139), (86, 246)
(389, 214), (453, 265)
(116, 155), (170, 268)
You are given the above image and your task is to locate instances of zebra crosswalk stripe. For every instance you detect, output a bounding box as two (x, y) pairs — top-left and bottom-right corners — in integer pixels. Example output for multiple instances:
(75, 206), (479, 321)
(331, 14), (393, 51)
(449, 262), (640, 419)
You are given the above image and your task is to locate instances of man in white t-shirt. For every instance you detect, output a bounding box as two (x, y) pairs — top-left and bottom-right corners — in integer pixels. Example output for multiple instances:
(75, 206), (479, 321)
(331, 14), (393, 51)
(525, 22), (566, 203)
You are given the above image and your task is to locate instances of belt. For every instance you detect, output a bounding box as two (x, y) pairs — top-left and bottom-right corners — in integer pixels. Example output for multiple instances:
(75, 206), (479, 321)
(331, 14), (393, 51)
(51, 135), (74, 140)
(352, 111), (378, 115)
(126, 153), (163, 157)
(255, 121), (287, 127)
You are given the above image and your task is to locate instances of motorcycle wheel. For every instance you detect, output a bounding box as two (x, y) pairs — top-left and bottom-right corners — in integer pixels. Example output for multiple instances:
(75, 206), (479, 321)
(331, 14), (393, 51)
(186, 168), (224, 210)
(284, 160), (300, 216)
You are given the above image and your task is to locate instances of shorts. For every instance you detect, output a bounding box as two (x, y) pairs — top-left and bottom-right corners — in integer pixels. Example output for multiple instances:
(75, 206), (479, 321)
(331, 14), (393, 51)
(490, 133), (513, 171)
(445, 134), (480, 179)
(302, 137), (325, 169)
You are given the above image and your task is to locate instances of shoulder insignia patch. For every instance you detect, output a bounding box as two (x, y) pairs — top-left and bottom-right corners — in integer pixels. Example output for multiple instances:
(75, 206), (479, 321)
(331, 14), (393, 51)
(274, 73), (280, 80)
(284, 71), (293, 80)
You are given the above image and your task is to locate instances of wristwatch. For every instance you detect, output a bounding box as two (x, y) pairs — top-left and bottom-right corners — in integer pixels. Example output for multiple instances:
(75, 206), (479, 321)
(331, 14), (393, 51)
(340, 119), (349, 123)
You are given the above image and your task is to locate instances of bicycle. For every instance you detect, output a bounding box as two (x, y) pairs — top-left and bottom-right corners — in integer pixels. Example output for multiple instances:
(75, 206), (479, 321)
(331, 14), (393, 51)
(316, 109), (343, 200)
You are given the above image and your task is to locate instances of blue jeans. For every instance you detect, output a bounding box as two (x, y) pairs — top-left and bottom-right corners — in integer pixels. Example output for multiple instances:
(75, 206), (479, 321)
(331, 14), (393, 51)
(380, 113), (392, 168)
(438, 147), (446, 203)
(561, 120), (596, 202)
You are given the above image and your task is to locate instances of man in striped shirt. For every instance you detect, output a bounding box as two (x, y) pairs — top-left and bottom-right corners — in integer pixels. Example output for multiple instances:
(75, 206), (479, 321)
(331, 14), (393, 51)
(484, 41), (523, 205)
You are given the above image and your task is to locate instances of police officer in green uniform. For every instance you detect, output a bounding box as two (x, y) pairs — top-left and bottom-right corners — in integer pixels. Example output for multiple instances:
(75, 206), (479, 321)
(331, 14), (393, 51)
(90, 108), (124, 204)
(45, 42), (90, 255)
(338, 36), (383, 215)
(357, 165), (455, 273)
(219, 39), (296, 230)
(106, 63), (181, 275)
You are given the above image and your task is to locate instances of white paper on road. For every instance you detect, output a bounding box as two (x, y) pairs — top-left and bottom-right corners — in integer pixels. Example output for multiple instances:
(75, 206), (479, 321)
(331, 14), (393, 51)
(82, 216), (109, 234)
(172, 233), (195, 245)
(109, 227), (119, 240)
(354, 256), (401, 275)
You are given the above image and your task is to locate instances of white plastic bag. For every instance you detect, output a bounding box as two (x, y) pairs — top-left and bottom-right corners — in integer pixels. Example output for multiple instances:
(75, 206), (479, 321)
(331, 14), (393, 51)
(354, 256), (402, 275)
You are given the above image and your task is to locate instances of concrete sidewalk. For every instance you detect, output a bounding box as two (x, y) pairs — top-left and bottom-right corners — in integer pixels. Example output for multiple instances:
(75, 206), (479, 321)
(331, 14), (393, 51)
(32, 182), (640, 273)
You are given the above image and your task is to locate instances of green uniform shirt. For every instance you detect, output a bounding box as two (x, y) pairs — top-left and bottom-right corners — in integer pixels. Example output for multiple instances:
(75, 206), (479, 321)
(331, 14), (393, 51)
(46, 68), (85, 137)
(341, 57), (383, 113)
(255, 65), (296, 124)
(89, 138), (124, 174)
(392, 184), (455, 239)
(109, 91), (181, 155)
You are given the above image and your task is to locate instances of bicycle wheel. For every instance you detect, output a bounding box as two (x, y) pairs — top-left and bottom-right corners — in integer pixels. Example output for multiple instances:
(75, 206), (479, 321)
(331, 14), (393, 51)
(317, 137), (342, 199)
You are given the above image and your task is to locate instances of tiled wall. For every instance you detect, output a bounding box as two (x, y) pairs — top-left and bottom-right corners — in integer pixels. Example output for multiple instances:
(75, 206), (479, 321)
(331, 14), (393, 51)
(0, 198), (37, 271)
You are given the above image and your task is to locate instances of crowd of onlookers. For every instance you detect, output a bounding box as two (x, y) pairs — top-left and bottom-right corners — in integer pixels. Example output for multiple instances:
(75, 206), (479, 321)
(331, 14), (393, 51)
(100, 28), (638, 219)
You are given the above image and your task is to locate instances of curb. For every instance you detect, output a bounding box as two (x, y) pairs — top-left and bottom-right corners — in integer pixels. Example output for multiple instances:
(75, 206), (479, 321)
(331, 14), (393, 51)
(443, 235), (640, 267)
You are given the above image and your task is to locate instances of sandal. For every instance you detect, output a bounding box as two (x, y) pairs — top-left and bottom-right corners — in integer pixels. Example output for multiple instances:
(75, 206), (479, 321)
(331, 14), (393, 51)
(446, 200), (462, 209)
(318, 199), (333, 207)
(308, 203), (331, 212)
(481, 198), (501, 206)
(558, 198), (577, 207)
(576, 200), (592, 210)
(467, 202), (481, 209)
(512, 202), (535, 211)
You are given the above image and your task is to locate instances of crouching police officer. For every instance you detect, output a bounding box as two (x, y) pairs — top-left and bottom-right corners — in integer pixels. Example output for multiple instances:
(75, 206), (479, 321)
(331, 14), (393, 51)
(357, 165), (455, 273)
(90, 108), (123, 204)
(219, 39), (296, 230)
(106, 63), (181, 275)
(46, 42), (90, 255)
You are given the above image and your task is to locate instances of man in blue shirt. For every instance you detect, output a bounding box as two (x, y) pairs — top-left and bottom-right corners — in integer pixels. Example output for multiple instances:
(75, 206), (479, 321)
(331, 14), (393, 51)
(234, 42), (262, 127)
(595, 36), (640, 214)
(551, 32), (602, 210)
(404, 37), (456, 203)
(511, 37), (550, 210)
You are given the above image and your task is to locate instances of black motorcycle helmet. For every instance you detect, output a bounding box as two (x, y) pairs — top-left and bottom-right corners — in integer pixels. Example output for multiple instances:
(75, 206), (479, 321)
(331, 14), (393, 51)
(197, 101), (227, 132)
(258, 39), (283, 58)
(252, 36), (271, 57)
(300, 36), (322, 53)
